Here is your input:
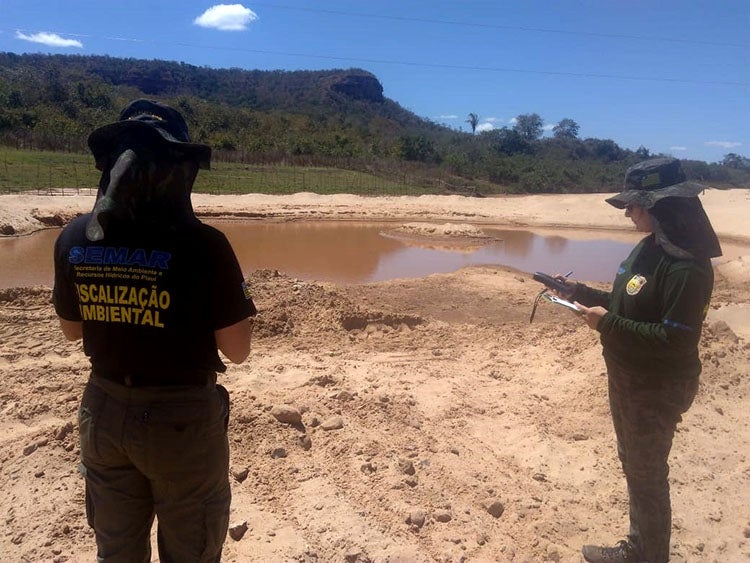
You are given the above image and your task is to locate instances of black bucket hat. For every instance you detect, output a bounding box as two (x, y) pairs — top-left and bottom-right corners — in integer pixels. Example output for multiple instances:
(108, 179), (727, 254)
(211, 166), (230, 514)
(87, 99), (211, 170)
(605, 157), (705, 210)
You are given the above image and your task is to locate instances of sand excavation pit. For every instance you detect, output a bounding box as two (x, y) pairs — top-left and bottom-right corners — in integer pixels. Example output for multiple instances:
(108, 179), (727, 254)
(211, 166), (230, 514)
(0, 191), (748, 562)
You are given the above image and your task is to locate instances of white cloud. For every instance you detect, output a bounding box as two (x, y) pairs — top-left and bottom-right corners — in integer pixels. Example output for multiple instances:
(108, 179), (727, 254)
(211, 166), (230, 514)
(508, 117), (518, 125)
(705, 140), (742, 149)
(476, 122), (495, 133)
(543, 124), (554, 131)
(669, 146), (688, 152)
(484, 117), (498, 123)
(437, 114), (458, 119)
(15, 31), (82, 48)
(194, 4), (258, 31)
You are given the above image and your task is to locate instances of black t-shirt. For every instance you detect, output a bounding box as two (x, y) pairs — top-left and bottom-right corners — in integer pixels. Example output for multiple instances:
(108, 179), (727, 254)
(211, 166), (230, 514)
(53, 214), (256, 378)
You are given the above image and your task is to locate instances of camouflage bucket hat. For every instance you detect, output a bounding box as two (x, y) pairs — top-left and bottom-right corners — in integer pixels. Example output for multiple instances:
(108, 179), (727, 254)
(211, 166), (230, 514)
(87, 99), (211, 171)
(605, 157), (705, 209)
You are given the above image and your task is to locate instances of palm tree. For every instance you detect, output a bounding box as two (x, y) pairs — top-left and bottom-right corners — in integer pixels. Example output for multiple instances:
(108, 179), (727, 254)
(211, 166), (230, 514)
(466, 113), (479, 135)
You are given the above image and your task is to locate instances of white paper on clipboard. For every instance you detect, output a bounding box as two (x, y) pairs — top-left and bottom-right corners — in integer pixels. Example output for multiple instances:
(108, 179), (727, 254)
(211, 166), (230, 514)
(542, 293), (582, 313)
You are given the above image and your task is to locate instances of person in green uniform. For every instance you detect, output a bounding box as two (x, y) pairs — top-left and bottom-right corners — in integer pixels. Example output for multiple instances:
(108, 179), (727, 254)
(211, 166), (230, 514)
(555, 158), (722, 563)
(53, 99), (256, 562)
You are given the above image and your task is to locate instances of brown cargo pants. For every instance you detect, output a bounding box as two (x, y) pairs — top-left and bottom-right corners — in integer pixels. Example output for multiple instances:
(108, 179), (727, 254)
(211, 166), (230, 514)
(78, 375), (231, 562)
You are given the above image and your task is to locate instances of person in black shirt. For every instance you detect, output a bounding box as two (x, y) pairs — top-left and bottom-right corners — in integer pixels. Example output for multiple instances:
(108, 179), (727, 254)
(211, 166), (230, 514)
(556, 158), (721, 563)
(53, 99), (256, 562)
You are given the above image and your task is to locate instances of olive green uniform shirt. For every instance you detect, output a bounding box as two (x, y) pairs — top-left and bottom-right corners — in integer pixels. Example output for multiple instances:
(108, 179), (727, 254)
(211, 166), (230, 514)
(573, 234), (713, 378)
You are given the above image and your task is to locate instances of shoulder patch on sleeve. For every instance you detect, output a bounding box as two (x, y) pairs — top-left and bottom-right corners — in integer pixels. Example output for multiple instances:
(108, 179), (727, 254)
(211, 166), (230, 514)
(625, 274), (648, 296)
(242, 280), (253, 301)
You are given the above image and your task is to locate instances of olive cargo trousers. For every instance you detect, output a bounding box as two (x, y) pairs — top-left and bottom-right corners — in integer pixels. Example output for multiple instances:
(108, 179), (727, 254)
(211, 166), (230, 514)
(606, 359), (699, 563)
(78, 376), (231, 562)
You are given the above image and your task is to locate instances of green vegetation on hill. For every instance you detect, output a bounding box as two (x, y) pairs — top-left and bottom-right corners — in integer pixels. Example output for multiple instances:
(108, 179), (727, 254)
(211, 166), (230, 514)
(0, 52), (748, 195)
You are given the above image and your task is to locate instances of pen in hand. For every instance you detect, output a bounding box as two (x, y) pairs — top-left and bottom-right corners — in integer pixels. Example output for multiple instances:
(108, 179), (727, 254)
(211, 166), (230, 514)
(556, 271), (574, 298)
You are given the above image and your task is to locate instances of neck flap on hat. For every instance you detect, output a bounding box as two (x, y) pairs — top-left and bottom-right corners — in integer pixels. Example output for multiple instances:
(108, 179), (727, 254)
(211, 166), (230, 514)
(648, 197), (722, 261)
(85, 138), (198, 242)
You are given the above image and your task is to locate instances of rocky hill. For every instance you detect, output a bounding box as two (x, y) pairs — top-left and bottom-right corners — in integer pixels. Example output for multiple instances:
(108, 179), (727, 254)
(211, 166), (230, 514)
(1, 52), (747, 193)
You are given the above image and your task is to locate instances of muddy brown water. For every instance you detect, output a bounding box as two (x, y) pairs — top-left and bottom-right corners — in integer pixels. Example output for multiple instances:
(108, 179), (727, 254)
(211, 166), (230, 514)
(1, 220), (742, 289)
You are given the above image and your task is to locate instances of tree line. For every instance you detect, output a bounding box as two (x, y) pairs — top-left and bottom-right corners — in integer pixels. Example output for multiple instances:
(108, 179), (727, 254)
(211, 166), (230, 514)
(0, 52), (747, 194)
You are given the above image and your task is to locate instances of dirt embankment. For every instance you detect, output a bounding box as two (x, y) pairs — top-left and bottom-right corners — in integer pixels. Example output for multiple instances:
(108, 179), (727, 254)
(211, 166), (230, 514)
(1, 260), (749, 562)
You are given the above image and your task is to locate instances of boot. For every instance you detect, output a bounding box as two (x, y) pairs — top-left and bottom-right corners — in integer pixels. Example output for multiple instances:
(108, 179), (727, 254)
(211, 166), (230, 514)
(582, 540), (643, 562)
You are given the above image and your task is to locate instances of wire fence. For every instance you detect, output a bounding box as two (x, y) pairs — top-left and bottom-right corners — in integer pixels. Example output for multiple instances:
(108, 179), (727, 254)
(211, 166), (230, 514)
(0, 149), (98, 195)
(0, 155), (481, 197)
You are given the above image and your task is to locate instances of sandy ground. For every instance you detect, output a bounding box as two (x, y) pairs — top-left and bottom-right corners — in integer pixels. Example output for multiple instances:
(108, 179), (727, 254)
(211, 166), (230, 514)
(0, 189), (749, 562)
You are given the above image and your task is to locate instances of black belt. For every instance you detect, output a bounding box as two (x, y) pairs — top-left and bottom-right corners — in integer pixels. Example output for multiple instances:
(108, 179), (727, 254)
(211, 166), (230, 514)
(93, 369), (214, 387)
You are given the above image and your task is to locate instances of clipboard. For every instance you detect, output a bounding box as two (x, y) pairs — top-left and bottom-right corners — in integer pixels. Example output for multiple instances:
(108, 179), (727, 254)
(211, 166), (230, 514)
(542, 293), (582, 313)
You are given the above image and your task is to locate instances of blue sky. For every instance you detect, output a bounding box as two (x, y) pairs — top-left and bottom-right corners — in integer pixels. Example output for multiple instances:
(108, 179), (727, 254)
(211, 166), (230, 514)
(2, 1), (748, 163)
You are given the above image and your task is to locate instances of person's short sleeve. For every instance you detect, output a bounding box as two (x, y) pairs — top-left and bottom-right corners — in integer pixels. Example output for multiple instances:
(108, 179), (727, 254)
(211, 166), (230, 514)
(206, 231), (256, 330)
(52, 230), (83, 321)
